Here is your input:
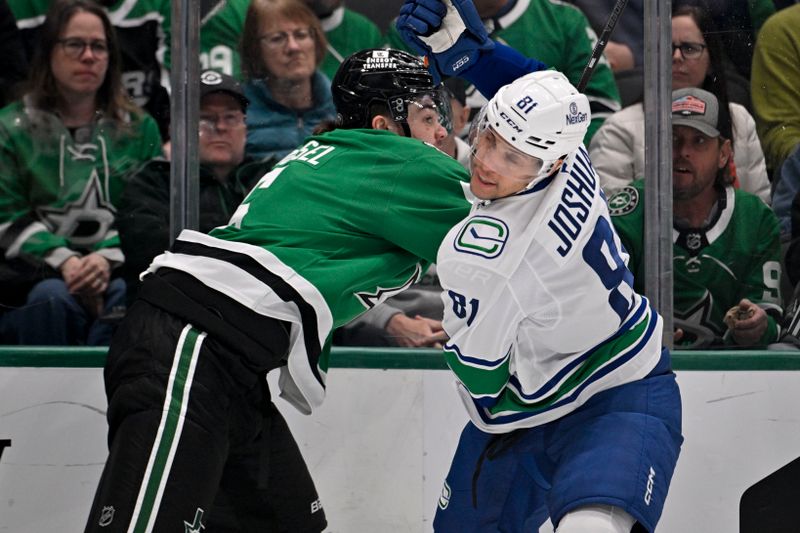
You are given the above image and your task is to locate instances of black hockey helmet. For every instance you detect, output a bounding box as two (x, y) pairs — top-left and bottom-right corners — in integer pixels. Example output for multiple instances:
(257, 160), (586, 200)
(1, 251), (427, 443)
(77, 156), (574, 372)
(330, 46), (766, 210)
(331, 48), (451, 132)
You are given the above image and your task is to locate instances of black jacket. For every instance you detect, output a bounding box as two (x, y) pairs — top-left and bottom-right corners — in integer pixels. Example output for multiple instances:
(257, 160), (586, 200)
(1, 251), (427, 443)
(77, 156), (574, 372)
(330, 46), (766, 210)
(117, 157), (274, 305)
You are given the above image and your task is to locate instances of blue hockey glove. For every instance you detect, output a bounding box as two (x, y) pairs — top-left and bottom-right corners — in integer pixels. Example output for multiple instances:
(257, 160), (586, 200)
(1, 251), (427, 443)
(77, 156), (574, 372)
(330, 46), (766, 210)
(396, 0), (494, 84)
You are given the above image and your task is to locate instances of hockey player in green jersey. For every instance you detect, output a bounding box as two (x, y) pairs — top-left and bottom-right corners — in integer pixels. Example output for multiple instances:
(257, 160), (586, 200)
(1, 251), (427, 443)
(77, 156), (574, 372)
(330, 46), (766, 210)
(85, 48), (480, 532)
(610, 88), (783, 349)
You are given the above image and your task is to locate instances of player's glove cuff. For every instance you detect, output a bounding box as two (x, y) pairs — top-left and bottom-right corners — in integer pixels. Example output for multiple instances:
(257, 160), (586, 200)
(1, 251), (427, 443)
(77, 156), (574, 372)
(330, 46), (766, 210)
(396, 0), (494, 84)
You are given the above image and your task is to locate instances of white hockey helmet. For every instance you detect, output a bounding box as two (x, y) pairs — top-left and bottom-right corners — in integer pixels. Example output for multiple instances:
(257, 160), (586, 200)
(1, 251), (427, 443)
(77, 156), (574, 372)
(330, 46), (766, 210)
(473, 70), (591, 179)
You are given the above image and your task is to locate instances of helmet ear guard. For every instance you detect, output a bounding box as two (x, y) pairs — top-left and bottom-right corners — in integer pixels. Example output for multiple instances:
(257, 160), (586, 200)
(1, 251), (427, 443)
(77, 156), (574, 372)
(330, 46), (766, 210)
(478, 70), (591, 179)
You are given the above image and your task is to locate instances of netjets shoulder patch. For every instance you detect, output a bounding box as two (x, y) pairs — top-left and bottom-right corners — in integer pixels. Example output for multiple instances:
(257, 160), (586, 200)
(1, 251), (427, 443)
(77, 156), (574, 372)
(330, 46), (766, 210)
(607, 186), (640, 216)
(454, 215), (509, 259)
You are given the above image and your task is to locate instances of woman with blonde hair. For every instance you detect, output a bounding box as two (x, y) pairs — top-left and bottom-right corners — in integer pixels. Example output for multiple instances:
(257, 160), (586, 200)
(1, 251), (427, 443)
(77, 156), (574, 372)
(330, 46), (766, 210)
(240, 0), (336, 160)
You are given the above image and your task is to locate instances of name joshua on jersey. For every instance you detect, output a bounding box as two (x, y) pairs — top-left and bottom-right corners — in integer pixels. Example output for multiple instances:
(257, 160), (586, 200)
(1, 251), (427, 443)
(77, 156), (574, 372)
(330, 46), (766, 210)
(546, 153), (596, 257)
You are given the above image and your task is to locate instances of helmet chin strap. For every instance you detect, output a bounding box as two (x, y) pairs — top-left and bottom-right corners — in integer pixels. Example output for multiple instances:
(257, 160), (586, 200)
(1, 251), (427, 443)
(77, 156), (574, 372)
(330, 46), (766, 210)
(399, 122), (412, 138)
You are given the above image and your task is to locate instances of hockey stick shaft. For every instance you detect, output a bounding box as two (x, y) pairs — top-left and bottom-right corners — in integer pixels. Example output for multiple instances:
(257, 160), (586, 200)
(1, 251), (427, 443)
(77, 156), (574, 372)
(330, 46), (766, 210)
(576, 0), (630, 92)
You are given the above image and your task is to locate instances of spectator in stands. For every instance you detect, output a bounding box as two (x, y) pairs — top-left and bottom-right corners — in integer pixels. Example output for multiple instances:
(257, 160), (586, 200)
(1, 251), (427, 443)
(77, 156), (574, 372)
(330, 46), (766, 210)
(385, 0), (622, 143)
(0, 0), (28, 108)
(0, 0), (162, 346)
(590, 0), (770, 205)
(569, 0), (643, 74)
(752, 4), (800, 239)
(10, 0), (171, 142)
(118, 71), (275, 307)
(609, 88), (782, 349)
(240, 0), (336, 161)
(163, 0), (250, 80)
(301, 0), (384, 81)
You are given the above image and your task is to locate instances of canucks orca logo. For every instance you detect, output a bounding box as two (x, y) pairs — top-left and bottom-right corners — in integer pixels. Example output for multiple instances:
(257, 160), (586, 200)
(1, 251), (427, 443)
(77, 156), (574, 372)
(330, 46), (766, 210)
(454, 216), (509, 258)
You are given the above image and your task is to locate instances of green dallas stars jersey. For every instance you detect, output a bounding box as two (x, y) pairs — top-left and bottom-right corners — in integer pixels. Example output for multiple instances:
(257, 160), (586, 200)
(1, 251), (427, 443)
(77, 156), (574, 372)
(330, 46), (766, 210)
(146, 128), (471, 413)
(609, 180), (783, 349)
(318, 7), (385, 81)
(385, 0), (621, 143)
(0, 99), (163, 271)
(164, 0), (249, 79)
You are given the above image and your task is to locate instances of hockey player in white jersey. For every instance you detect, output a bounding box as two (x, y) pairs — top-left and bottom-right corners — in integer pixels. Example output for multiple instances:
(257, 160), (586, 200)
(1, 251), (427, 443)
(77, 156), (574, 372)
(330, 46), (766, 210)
(395, 1), (684, 532)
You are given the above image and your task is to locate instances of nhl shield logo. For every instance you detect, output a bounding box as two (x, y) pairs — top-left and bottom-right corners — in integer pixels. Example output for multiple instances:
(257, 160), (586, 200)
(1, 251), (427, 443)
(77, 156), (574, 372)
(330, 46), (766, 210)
(685, 232), (702, 251)
(98, 506), (114, 527)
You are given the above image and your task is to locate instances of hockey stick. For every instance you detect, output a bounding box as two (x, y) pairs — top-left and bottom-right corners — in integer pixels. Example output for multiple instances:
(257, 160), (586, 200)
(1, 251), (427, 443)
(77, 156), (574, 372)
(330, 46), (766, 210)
(576, 0), (630, 92)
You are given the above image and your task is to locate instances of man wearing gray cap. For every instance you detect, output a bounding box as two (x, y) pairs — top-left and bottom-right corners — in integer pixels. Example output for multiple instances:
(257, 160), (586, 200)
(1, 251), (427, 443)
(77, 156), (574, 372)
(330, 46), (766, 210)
(117, 70), (276, 305)
(608, 87), (783, 349)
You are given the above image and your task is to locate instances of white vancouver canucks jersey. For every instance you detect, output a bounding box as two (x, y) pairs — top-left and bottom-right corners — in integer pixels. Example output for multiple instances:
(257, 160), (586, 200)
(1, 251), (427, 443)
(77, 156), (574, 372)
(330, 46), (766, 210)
(437, 146), (664, 433)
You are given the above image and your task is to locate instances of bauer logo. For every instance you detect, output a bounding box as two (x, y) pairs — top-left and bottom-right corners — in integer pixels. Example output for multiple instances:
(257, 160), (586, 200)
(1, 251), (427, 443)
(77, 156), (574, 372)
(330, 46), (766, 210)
(438, 481), (452, 510)
(455, 216), (509, 258)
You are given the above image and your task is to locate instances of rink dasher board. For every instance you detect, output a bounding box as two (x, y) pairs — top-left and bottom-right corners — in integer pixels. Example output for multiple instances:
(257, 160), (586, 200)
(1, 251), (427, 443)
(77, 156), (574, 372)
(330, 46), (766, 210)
(1, 348), (799, 532)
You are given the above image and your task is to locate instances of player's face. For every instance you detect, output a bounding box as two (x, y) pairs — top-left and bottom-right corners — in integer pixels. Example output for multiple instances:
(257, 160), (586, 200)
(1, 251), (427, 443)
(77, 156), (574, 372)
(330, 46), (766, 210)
(672, 125), (730, 201)
(671, 15), (710, 91)
(469, 127), (542, 200)
(198, 93), (246, 171)
(51, 11), (109, 100)
(406, 94), (449, 145)
(258, 16), (317, 83)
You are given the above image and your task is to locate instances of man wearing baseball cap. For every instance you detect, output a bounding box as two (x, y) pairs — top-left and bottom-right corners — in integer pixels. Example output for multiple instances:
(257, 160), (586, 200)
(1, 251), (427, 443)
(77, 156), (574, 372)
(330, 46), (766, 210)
(117, 70), (276, 305)
(609, 87), (783, 349)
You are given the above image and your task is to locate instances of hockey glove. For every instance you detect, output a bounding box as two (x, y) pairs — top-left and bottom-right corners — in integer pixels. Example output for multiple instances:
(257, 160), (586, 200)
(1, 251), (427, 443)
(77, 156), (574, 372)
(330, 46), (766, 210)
(396, 0), (494, 84)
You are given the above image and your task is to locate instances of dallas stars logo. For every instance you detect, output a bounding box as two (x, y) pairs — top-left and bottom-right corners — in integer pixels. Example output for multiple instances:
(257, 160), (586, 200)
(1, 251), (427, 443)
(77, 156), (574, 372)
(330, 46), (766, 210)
(607, 186), (639, 216)
(184, 508), (205, 533)
(355, 263), (422, 308)
(674, 290), (723, 348)
(36, 169), (116, 247)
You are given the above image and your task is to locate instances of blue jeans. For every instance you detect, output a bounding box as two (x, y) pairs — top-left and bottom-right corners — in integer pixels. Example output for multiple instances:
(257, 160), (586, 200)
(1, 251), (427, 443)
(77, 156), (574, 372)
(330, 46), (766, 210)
(0, 277), (125, 345)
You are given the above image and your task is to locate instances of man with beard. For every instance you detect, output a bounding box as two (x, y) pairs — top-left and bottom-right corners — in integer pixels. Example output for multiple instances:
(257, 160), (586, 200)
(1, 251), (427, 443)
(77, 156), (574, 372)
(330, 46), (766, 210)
(610, 88), (782, 349)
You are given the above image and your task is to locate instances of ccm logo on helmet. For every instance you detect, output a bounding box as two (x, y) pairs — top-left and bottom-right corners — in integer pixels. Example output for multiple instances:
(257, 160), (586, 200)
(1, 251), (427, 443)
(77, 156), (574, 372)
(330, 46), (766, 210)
(565, 101), (587, 125)
(499, 111), (524, 133)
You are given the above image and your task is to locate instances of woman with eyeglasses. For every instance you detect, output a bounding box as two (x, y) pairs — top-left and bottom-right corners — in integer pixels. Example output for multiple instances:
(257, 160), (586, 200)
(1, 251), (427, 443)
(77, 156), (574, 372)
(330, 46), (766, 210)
(0, 0), (162, 346)
(240, 0), (336, 161)
(588, 0), (770, 205)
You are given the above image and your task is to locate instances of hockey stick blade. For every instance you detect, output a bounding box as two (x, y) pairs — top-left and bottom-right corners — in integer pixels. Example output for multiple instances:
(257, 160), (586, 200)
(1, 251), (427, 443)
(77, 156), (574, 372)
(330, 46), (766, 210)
(576, 0), (630, 92)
